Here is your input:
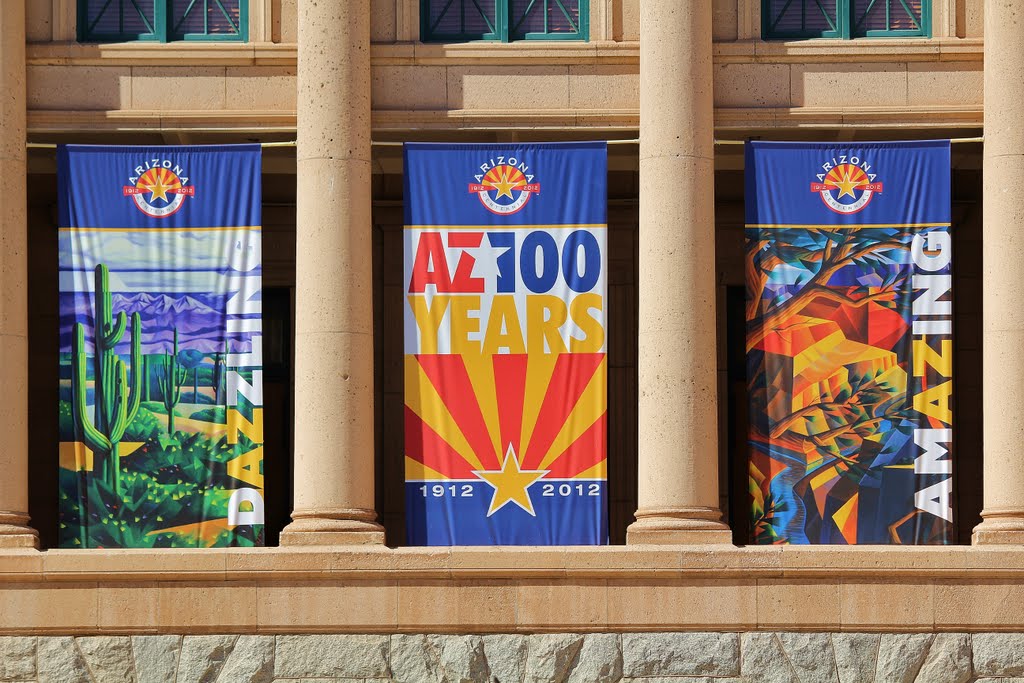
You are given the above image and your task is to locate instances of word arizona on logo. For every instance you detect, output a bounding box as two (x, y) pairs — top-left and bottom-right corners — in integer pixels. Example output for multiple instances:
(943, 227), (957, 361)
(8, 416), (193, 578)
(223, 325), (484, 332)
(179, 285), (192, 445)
(468, 156), (541, 215)
(810, 155), (883, 214)
(123, 158), (195, 218)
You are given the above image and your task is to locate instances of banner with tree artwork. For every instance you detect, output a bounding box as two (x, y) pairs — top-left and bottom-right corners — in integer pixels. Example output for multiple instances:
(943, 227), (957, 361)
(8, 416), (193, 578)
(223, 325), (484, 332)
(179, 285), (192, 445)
(57, 145), (264, 548)
(745, 141), (952, 544)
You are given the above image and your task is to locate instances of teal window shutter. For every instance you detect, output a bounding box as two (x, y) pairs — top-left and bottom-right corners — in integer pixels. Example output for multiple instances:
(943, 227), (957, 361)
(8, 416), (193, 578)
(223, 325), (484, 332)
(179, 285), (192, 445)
(79, 0), (248, 42)
(422, 0), (587, 41)
(422, 0), (501, 41)
(170, 0), (248, 41)
(854, 0), (929, 37)
(763, 0), (845, 39)
(79, 0), (161, 42)
(508, 0), (588, 41)
(763, 0), (929, 39)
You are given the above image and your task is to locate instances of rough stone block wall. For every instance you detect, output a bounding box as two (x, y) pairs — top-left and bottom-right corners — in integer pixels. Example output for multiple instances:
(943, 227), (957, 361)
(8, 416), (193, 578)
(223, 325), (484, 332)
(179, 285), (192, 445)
(2, 632), (1023, 682)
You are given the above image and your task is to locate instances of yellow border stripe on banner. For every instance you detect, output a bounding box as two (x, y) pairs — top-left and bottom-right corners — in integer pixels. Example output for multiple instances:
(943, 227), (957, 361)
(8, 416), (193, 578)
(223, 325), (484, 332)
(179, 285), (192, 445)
(405, 456), (451, 481)
(404, 224), (607, 231)
(574, 461), (607, 480)
(745, 223), (950, 229)
(59, 226), (261, 232)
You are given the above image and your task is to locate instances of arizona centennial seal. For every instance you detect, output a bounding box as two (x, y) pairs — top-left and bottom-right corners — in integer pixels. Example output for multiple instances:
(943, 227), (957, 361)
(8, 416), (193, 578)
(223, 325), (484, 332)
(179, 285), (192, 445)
(810, 155), (883, 214)
(469, 157), (541, 216)
(123, 158), (195, 218)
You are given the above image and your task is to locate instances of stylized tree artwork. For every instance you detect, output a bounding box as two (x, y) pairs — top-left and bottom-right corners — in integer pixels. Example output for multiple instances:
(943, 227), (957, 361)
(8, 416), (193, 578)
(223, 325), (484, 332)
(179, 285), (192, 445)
(71, 264), (143, 496)
(747, 226), (920, 544)
(747, 227), (909, 351)
(158, 328), (188, 435)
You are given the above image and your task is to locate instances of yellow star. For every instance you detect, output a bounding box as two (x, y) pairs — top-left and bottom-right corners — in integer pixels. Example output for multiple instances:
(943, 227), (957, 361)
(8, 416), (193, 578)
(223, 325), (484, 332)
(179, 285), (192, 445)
(143, 175), (172, 203)
(488, 170), (519, 200)
(474, 445), (548, 517)
(829, 171), (861, 199)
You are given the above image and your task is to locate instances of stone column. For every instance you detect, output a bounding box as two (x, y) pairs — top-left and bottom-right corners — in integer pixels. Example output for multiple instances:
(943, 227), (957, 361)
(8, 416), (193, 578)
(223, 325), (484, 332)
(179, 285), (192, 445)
(626, 0), (731, 545)
(0, 0), (37, 549)
(280, 0), (384, 545)
(974, 0), (1024, 545)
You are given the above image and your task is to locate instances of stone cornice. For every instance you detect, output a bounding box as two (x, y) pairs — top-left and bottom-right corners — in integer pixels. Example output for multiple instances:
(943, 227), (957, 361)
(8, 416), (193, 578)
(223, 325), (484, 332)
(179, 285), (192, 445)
(26, 106), (983, 135)
(24, 38), (983, 68)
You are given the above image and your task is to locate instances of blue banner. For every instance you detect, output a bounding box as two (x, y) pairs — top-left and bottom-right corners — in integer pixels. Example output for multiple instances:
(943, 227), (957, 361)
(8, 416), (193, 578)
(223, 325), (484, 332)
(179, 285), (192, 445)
(745, 141), (953, 545)
(403, 142), (609, 545)
(58, 145), (265, 548)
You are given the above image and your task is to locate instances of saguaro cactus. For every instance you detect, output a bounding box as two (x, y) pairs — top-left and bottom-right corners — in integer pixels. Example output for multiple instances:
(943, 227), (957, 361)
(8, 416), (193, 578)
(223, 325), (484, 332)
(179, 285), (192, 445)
(158, 328), (187, 435)
(211, 337), (228, 404)
(71, 264), (142, 494)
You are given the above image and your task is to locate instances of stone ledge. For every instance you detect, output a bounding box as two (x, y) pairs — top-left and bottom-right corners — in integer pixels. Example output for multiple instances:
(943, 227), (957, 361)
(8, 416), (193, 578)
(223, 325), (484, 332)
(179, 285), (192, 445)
(1, 631), (1019, 682)
(0, 548), (1023, 633)
(4, 545), (1024, 583)
(25, 104), (983, 135)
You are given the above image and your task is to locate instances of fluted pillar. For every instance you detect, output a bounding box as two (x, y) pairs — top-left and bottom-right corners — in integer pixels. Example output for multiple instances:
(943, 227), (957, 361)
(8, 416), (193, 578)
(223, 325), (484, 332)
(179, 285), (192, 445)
(626, 0), (731, 545)
(973, 0), (1024, 545)
(0, 0), (38, 549)
(280, 0), (384, 545)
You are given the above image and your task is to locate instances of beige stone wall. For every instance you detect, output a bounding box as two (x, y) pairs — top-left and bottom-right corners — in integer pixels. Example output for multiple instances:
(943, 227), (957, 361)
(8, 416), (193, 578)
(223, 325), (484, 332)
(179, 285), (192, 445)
(19, 0), (982, 135)
(21, 46), (983, 134)
(1, 631), (1018, 681)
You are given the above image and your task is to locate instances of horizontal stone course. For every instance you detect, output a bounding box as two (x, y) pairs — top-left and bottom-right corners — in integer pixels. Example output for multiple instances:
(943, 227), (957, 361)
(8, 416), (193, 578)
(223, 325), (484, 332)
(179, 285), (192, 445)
(0, 631), (1019, 682)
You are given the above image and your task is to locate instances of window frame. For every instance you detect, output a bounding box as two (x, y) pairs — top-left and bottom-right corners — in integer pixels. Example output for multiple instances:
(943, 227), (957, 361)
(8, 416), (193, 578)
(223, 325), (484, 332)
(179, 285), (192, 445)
(77, 0), (249, 43)
(762, 0), (930, 40)
(420, 0), (589, 43)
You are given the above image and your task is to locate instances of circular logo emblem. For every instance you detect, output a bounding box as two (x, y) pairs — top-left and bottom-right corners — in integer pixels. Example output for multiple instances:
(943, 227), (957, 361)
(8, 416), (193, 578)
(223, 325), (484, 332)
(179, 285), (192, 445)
(468, 163), (540, 216)
(123, 162), (195, 218)
(810, 161), (883, 214)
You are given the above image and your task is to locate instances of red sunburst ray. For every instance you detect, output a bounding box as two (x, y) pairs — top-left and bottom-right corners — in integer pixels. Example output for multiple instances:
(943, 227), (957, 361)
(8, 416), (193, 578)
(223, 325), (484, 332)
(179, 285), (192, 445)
(542, 413), (607, 479)
(404, 406), (479, 479)
(415, 354), (502, 470)
(521, 353), (605, 470)
(493, 354), (529, 457)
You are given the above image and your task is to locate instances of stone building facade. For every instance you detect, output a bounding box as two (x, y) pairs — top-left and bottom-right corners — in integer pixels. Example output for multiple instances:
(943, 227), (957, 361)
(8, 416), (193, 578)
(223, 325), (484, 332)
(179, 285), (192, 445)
(2, 0), (1023, 681)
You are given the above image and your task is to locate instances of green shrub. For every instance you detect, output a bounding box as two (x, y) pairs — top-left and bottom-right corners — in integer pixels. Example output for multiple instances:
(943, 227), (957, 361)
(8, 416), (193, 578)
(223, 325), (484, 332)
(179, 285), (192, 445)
(190, 407), (226, 424)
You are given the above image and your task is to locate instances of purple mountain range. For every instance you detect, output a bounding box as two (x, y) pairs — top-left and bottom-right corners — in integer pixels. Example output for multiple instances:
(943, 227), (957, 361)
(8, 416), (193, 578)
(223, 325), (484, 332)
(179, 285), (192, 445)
(59, 291), (255, 355)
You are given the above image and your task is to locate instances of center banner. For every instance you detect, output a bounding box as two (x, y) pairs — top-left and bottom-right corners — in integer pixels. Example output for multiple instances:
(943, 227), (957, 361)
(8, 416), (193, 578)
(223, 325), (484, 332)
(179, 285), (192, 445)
(745, 141), (953, 545)
(403, 142), (608, 545)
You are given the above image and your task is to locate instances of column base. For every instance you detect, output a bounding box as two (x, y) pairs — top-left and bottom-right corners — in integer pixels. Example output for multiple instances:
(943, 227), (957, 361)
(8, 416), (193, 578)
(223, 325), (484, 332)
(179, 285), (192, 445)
(972, 508), (1024, 545)
(626, 506), (733, 545)
(0, 512), (39, 549)
(279, 508), (386, 546)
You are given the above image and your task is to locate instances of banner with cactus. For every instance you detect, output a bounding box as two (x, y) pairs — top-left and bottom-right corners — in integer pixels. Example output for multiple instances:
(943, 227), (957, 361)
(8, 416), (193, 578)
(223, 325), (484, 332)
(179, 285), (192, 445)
(57, 144), (264, 548)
